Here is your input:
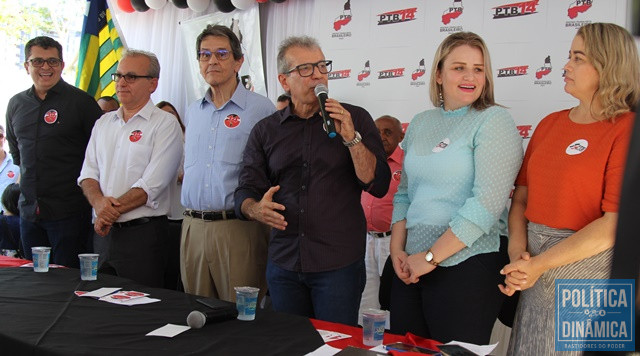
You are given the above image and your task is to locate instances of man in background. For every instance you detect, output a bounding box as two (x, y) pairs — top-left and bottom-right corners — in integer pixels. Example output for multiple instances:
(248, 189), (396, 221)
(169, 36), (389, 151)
(6, 36), (101, 267)
(0, 125), (19, 213)
(275, 94), (290, 110)
(97, 96), (119, 113)
(359, 115), (404, 322)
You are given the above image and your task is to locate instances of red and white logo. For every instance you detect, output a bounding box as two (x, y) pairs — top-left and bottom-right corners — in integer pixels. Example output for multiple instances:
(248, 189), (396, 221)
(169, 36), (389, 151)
(358, 60), (371, 82)
(432, 138), (450, 153)
(378, 68), (405, 79)
(378, 8), (417, 25)
(566, 139), (588, 155)
(517, 125), (533, 139)
(329, 69), (351, 80)
(224, 114), (241, 128)
(493, 0), (539, 19)
(129, 130), (142, 143)
(535, 56), (552, 79)
(411, 59), (426, 81)
(7, 171), (15, 179)
(568, 0), (592, 19)
(497, 65), (529, 78)
(43, 109), (58, 124)
(392, 169), (402, 181)
(442, 0), (463, 25)
(333, 0), (352, 31)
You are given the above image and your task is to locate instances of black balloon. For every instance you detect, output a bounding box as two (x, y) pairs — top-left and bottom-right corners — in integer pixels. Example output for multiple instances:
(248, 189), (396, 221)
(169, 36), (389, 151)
(131, 0), (150, 11)
(171, 0), (189, 8)
(214, 0), (236, 12)
(270, 0), (287, 3)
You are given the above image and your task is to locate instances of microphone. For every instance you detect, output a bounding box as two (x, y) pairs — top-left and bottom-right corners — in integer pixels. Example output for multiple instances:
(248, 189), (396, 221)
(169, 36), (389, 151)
(314, 84), (337, 138)
(186, 308), (238, 329)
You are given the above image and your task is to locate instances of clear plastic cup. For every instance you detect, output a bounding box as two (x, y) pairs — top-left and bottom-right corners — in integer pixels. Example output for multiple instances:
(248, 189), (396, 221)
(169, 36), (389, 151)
(362, 308), (387, 346)
(78, 253), (99, 281)
(234, 286), (259, 321)
(31, 247), (51, 273)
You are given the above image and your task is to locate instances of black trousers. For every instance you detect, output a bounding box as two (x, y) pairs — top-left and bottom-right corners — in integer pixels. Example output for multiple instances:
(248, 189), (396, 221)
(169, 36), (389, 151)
(390, 238), (508, 344)
(97, 216), (169, 288)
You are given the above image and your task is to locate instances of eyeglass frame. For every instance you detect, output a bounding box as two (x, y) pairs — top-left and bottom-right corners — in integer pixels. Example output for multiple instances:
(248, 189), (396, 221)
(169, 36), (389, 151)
(283, 60), (333, 77)
(26, 58), (63, 68)
(111, 73), (156, 83)
(197, 49), (232, 62)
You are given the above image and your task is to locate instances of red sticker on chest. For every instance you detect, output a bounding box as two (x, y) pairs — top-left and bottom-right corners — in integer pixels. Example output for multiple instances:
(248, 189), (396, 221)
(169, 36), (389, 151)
(44, 109), (58, 124)
(224, 114), (241, 128)
(129, 130), (142, 142)
(7, 171), (15, 179)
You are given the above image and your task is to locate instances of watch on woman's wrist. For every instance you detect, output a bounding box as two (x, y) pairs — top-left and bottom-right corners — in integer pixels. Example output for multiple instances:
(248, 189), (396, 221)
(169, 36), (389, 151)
(425, 249), (440, 267)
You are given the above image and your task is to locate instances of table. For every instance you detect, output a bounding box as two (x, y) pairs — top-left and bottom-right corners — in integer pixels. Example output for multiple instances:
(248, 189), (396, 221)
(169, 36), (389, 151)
(0, 267), (324, 355)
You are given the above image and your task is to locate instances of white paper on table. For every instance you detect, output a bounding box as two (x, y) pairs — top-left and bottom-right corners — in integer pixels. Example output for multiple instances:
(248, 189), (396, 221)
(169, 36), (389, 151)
(317, 329), (352, 342)
(99, 290), (149, 303)
(103, 296), (160, 306)
(369, 344), (387, 353)
(304, 344), (342, 356)
(146, 323), (191, 337)
(78, 287), (122, 298)
(444, 340), (498, 356)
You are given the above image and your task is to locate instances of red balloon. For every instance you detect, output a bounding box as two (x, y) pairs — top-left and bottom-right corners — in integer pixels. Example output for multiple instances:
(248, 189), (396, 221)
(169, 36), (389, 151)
(117, 0), (135, 12)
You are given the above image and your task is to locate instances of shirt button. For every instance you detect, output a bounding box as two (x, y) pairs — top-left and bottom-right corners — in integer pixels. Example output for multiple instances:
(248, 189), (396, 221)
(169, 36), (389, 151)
(209, 146), (212, 149)
(303, 162), (308, 167)
(301, 185), (306, 190)
(207, 164), (211, 167)
(205, 184), (209, 187)
(300, 209), (304, 213)
(301, 233), (305, 237)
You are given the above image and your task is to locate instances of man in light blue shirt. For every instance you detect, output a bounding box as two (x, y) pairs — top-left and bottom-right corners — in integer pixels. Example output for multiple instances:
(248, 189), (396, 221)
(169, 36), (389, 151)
(180, 25), (275, 302)
(0, 125), (19, 213)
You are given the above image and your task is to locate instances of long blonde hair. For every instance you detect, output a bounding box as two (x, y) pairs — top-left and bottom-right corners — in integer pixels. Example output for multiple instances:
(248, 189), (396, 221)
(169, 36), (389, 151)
(577, 23), (640, 119)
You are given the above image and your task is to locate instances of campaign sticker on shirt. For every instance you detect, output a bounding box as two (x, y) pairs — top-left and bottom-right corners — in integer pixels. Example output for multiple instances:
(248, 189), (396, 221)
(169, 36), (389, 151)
(129, 130), (143, 143)
(43, 109), (58, 124)
(392, 170), (402, 181)
(224, 114), (241, 128)
(432, 138), (450, 153)
(565, 139), (588, 155)
(7, 171), (15, 179)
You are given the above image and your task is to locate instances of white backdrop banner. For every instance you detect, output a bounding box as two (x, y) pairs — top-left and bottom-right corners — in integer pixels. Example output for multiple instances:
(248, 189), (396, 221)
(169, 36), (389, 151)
(312, 0), (629, 146)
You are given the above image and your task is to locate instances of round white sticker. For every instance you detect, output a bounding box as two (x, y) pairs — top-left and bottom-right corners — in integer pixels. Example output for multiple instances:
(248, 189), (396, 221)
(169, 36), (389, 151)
(565, 139), (589, 155)
(432, 138), (450, 153)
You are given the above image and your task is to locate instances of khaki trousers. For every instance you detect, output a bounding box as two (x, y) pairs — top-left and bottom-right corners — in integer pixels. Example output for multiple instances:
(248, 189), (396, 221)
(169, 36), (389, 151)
(180, 216), (269, 302)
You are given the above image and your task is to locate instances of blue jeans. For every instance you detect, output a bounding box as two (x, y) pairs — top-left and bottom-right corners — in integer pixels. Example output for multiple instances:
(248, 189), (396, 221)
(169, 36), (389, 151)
(20, 211), (93, 269)
(266, 258), (366, 326)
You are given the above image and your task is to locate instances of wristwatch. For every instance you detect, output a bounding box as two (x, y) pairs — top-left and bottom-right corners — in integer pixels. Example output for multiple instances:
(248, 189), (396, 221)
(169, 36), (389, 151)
(425, 249), (440, 267)
(342, 131), (362, 147)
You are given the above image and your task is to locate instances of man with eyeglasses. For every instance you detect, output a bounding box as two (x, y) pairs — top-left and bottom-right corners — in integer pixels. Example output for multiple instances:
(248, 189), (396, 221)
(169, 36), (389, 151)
(5, 36), (102, 268)
(235, 36), (390, 326)
(179, 25), (275, 301)
(78, 49), (183, 287)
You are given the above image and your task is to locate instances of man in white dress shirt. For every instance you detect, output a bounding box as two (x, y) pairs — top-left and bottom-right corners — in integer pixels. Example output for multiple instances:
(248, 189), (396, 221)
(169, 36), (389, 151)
(78, 49), (183, 287)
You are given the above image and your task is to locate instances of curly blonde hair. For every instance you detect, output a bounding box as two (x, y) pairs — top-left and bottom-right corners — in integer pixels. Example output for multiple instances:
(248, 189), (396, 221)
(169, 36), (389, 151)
(577, 23), (640, 119)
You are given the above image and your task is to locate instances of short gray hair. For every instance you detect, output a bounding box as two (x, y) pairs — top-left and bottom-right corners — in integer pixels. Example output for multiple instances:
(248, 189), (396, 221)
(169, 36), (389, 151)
(121, 49), (161, 78)
(277, 36), (322, 74)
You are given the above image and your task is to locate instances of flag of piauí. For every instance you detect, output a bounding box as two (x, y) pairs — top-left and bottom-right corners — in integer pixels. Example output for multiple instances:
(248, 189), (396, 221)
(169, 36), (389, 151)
(76, 0), (124, 99)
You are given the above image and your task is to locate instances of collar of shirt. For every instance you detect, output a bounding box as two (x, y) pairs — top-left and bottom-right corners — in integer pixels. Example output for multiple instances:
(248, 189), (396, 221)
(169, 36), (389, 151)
(278, 105), (321, 125)
(27, 79), (66, 101)
(112, 99), (155, 124)
(200, 81), (249, 112)
(0, 152), (12, 171)
(388, 145), (403, 165)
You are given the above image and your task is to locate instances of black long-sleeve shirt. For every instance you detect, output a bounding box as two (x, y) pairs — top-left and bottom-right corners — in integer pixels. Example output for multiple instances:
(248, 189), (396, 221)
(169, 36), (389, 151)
(235, 103), (390, 273)
(6, 80), (102, 222)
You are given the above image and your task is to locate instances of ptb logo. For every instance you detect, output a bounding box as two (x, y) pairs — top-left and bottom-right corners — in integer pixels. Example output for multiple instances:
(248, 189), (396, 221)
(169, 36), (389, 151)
(333, 0), (352, 31)
(378, 8), (417, 25)
(535, 56), (552, 79)
(358, 60), (371, 82)
(412, 59), (426, 81)
(568, 0), (592, 19)
(493, 0), (539, 19)
(442, 0), (463, 25)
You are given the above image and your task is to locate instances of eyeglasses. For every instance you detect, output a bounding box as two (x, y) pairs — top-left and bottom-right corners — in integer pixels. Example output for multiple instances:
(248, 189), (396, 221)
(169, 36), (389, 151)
(111, 73), (155, 83)
(27, 58), (62, 68)
(197, 49), (231, 62)
(284, 60), (332, 77)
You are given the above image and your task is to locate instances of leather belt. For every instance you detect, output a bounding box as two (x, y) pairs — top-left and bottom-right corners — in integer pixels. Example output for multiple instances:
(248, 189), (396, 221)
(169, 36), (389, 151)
(369, 231), (391, 238)
(184, 209), (236, 221)
(113, 216), (165, 229)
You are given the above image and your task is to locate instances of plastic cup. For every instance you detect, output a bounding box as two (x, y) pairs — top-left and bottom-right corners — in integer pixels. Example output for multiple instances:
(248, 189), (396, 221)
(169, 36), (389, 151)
(78, 253), (99, 281)
(362, 308), (387, 346)
(31, 247), (51, 273)
(234, 286), (259, 321)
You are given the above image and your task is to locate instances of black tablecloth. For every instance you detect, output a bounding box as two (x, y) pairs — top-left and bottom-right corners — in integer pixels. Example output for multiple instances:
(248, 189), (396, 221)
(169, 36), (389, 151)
(0, 268), (324, 355)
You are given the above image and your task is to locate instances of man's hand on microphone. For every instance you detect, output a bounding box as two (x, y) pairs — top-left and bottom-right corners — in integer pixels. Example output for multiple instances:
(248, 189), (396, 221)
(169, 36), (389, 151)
(324, 98), (356, 142)
(241, 186), (287, 230)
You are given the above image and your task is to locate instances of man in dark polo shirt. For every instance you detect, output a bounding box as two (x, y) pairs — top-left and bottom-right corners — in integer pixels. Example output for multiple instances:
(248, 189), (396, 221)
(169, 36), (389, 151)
(235, 36), (390, 326)
(5, 36), (101, 268)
